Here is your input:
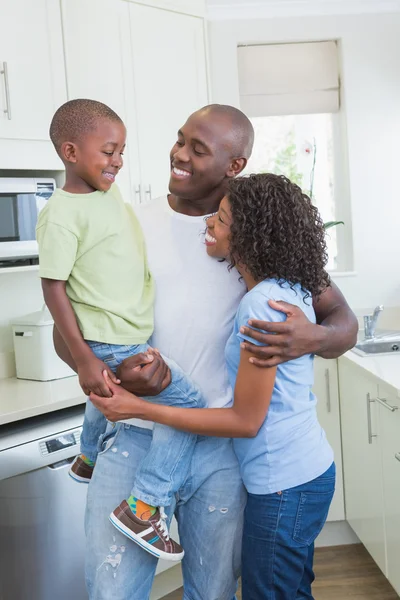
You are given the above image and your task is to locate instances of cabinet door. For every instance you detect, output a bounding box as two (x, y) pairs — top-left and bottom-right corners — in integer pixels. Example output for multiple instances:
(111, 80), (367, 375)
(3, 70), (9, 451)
(0, 0), (66, 140)
(129, 4), (208, 202)
(61, 0), (140, 204)
(378, 382), (400, 595)
(339, 357), (387, 574)
(314, 358), (344, 521)
(127, 0), (205, 17)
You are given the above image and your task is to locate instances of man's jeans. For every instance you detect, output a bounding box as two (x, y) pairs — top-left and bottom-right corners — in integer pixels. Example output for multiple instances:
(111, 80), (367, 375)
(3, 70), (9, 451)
(241, 462), (336, 599)
(80, 341), (205, 506)
(85, 423), (246, 600)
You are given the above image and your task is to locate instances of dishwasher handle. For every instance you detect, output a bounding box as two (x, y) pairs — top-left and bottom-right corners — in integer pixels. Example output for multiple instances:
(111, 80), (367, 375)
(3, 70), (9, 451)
(48, 456), (76, 470)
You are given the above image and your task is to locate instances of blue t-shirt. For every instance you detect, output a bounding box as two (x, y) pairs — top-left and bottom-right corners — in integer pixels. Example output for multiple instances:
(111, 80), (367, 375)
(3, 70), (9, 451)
(225, 278), (334, 495)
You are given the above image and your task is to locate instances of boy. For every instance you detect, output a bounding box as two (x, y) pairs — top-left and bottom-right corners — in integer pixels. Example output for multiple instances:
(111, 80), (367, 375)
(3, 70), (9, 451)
(36, 99), (205, 561)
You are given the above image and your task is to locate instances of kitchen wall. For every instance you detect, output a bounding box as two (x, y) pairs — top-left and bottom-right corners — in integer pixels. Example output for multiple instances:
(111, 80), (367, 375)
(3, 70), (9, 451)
(208, 12), (400, 310)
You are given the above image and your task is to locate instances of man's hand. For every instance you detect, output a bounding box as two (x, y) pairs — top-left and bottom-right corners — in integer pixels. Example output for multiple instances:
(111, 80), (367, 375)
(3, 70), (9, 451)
(90, 371), (147, 421)
(239, 300), (325, 368)
(77, 356), (120, 397)
(117, 349), (171, 396)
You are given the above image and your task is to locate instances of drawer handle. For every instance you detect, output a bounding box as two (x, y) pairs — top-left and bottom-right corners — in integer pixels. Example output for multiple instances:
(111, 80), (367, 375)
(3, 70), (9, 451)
(374, 396), (398, 412)
(1, 61), (12, 120)
(325, 368), (331, 413)
(366, 393), (377, 444)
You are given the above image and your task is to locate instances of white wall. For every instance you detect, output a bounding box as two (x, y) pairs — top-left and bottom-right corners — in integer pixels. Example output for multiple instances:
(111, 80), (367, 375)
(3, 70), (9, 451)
(208, 12), (400, 309)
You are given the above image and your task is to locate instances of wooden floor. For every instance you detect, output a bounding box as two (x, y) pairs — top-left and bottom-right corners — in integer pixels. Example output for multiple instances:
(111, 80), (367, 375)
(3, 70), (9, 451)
(161, 544), (399, 599)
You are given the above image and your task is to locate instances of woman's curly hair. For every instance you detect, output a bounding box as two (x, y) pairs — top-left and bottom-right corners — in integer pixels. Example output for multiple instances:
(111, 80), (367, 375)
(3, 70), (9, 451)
(227, 173), (330, 300)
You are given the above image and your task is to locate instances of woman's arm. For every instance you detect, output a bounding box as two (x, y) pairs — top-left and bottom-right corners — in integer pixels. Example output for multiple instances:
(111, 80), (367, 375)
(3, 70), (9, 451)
(90, 350), (277, 438)
(239, 282), (358, 367)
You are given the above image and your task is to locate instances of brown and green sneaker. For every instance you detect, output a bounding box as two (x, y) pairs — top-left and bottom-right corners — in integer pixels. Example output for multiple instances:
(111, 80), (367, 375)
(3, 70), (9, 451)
(69, 455), (94, 483)
(109, 500), (184, 562)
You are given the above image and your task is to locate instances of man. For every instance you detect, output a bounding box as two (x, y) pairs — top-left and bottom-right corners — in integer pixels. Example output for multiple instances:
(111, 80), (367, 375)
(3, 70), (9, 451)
(55, 104), (357, 599)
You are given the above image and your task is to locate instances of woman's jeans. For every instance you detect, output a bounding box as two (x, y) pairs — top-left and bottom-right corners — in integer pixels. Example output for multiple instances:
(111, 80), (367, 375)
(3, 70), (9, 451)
(80, 341), (205, 507)
(241, 462), (336, 600)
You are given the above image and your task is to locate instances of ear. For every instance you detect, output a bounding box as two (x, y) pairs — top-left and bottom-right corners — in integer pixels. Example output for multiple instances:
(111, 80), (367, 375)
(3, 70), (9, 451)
(226, 157), (247, 178)
(60, 141), (78, 164)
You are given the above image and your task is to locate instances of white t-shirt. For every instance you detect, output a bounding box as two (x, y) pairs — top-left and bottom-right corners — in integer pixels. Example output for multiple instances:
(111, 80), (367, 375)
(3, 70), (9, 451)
(122, 196), (246, 428)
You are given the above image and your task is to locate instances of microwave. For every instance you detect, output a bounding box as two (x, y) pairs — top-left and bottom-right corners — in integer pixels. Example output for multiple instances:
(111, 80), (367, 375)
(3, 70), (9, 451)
(0, 177), (56, 268)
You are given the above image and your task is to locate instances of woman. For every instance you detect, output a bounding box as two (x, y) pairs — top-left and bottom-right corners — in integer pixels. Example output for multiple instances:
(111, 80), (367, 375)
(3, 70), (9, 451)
(92, 173), (335, 599)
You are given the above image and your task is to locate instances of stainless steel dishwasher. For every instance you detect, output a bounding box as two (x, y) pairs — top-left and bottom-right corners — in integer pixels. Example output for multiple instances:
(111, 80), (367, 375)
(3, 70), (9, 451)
(0, 405), (88, 600)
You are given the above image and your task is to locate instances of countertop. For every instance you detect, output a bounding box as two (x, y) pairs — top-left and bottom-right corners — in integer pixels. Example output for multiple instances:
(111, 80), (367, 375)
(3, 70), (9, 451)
(2, 348), (400, 427)
(0, 375), (85, 426)
(341, 350), (400, 397)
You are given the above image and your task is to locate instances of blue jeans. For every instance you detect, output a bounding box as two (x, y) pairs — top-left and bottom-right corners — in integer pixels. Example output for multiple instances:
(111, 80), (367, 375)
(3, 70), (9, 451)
(85, 423), (246, 599)
(241, 462), (336, 600)
(80, 342), (206, 506)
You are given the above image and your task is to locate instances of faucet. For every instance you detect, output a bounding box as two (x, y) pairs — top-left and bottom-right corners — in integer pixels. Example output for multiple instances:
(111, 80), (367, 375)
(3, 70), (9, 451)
(364, 305), (384, 339)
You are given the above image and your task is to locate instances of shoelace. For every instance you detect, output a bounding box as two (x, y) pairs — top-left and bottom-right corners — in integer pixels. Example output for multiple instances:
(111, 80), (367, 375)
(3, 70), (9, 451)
(156, 508), (170, 541)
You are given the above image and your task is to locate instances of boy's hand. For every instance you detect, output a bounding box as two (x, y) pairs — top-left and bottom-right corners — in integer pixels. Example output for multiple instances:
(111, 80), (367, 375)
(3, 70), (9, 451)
(77, 356), (120, 397)
(90, 371), (146, 422)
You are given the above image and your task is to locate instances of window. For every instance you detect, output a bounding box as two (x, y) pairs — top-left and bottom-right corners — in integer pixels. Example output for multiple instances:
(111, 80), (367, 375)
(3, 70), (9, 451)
(238, 41), (352, 272)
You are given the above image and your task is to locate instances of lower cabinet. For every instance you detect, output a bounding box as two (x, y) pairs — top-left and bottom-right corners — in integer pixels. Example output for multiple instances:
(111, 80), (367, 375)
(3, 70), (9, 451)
(314, 357), (345, 521)
(339, 356), (400, 595)
(378, 381), (400, 594)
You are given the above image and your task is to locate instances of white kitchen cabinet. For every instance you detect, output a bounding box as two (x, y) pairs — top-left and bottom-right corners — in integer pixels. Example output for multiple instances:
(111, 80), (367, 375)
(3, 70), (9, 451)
(126, 0), (205, 17)
(313, 358), (344, 521)
(339, 357), (387, 575)
(0, 0), (66, 145)
(60, 0), (140, 204)
(377, 382), (400, 595)
(129, 2), (208, 201)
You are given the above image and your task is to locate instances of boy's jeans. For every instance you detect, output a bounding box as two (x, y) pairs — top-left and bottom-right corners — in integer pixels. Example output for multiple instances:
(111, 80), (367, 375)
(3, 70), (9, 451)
(80, 341), (205, 507)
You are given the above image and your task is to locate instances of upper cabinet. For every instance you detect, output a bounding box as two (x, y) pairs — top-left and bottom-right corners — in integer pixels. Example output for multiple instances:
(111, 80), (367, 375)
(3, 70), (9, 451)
(129, 2), (208, 201)
(0, 0), (66, 167)
(126, 0), (206, 17)
(60, 0), (139, 202)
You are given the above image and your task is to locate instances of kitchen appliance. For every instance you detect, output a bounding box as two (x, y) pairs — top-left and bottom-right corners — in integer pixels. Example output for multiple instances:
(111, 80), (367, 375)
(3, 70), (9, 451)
(0, 177), (56, 268)
(0, 406), (87, 600)
(12, 305), (75, 381)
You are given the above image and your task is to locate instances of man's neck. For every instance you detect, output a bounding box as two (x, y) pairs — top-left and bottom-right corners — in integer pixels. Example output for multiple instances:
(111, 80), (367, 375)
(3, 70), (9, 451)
(168, 189), (224, 217)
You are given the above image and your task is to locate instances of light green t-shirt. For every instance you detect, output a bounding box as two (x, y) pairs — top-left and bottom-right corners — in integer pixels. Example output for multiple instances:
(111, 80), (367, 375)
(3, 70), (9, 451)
(36, 184), (154, 345)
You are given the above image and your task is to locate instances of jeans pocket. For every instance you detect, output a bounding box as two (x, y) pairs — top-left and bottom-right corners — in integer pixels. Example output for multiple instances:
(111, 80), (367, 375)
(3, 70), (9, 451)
(97, 423), (122, 456)
(292, 487), (335, 545)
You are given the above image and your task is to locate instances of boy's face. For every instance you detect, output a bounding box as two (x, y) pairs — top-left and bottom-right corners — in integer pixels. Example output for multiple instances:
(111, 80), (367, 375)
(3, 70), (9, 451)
(67, 119), (127, 193)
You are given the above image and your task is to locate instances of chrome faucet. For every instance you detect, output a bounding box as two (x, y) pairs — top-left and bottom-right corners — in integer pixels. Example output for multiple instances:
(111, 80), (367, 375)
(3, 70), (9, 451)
(364, 305), (384, 339)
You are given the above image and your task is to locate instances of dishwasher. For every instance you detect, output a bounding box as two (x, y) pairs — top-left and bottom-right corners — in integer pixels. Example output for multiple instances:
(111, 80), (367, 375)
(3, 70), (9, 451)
(0, 405), (88, 600)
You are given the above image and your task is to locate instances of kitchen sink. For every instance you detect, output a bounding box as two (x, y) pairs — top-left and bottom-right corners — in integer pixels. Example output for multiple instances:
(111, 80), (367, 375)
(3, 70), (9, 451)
(352, 329), (400, 357)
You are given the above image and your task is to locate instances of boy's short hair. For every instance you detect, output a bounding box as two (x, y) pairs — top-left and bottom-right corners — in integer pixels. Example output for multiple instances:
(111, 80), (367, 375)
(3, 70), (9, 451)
(49, 99), (123, 152)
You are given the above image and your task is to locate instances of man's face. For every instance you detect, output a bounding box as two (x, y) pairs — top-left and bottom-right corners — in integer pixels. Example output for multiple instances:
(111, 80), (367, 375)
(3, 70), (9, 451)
(73, 119), (126, 192)
(169, 112), (236, 200)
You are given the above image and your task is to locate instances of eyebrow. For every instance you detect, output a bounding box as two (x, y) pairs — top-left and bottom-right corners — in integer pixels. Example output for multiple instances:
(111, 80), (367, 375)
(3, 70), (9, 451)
(102, 142), (126, 148)
(219, 206), (230, 219)
(178, 130), (211, 153)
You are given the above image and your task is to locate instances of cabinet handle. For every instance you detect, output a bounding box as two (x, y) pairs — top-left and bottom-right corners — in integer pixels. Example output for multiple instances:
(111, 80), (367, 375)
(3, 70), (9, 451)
(1, 61), (11, 120)
(324, 368), (331, 413)
(374, 396), (398, 412)
(395, 453), (400, 462)
(145, 185), (152, 200)
(366, 393), (377, 444)
(135, 185), (141, 204)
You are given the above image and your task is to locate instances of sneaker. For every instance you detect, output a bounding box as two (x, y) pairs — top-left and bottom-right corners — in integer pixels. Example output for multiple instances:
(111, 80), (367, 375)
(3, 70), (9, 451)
(69, 456), (94, 483)
(109, 500), (184, 562)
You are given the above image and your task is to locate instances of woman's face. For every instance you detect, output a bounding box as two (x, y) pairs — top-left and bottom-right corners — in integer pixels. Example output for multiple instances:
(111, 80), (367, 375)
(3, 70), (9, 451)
(205, 195), (232, 260)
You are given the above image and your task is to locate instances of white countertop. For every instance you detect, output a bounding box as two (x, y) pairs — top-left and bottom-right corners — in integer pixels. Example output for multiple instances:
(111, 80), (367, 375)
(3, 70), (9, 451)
(0, 375), (85, 426)
(341, 350), (400, 397)
(2, 348), (400, 427)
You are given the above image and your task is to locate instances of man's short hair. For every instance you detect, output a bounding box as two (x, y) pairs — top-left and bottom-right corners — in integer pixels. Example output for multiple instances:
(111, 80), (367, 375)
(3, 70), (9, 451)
(49, 99), (123, 152)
